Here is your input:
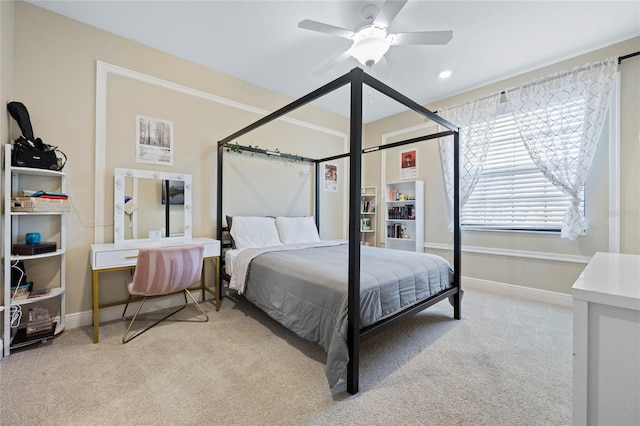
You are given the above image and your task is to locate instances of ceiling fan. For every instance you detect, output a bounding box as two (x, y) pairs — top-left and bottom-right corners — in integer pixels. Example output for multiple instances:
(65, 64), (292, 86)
(298, 0), (453, 75)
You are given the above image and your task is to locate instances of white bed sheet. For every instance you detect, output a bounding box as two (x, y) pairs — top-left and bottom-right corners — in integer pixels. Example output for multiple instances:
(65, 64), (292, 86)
(224, 248), (240, 276)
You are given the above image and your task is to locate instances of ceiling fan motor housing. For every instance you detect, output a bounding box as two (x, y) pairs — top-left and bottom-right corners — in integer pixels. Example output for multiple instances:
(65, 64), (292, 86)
(350, 25), (391, 67)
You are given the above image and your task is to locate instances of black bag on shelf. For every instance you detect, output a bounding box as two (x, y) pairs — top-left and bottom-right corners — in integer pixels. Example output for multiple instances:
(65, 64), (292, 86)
(7, 101), (66, 171)
(12, 136), (64, 170)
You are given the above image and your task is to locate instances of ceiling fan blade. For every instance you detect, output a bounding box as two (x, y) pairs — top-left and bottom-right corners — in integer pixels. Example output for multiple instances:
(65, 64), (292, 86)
(392, 31), (453, 45)
(312, 49), (353, 76)
(374, 0), (408, 28)
(298, 19), (354, 39)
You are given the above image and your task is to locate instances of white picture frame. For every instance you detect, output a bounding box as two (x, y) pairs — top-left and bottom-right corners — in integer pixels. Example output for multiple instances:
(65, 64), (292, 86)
(136, 115), (174, 166)
(324, 163), (338, 192)
(400, 148), (417, 179)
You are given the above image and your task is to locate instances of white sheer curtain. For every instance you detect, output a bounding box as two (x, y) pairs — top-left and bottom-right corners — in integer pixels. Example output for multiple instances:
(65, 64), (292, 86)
(507, 57), (618, 239)
(438, 94), (501, 228)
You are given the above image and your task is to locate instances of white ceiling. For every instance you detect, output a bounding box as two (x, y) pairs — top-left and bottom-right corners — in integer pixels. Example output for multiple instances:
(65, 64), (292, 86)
(28, 1), (640, 123)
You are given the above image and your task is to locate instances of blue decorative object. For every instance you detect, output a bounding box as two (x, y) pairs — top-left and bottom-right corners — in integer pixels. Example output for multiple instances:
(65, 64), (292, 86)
(25, 232), (41, 245)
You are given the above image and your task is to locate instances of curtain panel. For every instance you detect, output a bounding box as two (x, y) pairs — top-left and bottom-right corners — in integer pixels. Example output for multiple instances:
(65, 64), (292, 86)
(438, 94), (502, 229)
(438, 57), (618, 239)
(508, 57), (618, 239)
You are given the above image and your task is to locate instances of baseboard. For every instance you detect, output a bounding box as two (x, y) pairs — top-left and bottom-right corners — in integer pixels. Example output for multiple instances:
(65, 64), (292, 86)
(64, 292), (214, 330)
(462, 276), (573, 307)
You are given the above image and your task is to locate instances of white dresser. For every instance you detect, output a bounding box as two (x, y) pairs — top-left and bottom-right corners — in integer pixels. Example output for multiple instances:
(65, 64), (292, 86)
(572, 252), (640, 426)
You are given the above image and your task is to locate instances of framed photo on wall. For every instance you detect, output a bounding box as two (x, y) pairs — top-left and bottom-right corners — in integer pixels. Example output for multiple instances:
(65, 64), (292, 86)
(400, 148), (417, 179)
(324, 163), (338, 192)
(136, 115), (174, 166)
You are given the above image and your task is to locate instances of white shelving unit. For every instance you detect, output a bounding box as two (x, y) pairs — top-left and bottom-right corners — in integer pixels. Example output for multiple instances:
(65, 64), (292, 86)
(360, 186), (377, 246)
(384, 180), (424, 252)
(2, 144), (66, 357)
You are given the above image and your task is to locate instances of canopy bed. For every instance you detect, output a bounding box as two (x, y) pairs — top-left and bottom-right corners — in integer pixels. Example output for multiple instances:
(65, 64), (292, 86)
(216, 67), (461, 394)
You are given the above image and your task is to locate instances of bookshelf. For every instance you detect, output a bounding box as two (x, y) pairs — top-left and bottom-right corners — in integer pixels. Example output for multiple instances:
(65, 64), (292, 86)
(360, 186), (377, 246)
(384, 180), (424, 252)
(2, 144), (67, 356)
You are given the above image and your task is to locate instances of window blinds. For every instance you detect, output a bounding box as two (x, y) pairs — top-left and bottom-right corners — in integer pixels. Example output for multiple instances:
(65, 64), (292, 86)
(462, 105), (584, 230)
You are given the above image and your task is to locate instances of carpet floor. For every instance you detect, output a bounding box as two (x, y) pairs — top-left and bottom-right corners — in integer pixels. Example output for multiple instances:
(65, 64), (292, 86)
(0, 287), (572, 425)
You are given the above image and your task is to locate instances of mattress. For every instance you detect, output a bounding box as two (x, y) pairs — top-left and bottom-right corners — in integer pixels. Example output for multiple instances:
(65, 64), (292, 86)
(230, 242), (453, 387)
(224, 248), (240, 276)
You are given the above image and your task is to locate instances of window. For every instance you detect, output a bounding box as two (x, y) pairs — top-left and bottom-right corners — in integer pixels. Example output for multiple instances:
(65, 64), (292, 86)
(462, 102), (585, 231)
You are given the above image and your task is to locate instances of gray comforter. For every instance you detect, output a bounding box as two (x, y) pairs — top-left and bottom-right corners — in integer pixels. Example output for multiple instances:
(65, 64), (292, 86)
(242, 243), (453, 387)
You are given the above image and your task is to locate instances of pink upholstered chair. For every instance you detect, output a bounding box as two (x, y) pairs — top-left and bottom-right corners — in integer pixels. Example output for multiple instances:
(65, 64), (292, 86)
(122, 244), (208, 343)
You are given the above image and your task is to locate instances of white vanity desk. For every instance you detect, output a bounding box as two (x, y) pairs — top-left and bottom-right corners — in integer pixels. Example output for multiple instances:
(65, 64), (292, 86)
(90, 237), (221, 344)
(572, 252), (640, 426)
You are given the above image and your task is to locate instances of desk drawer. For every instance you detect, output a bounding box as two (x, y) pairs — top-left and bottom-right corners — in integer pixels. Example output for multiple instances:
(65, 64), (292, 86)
(202, 241), (221, 258)
(92, 240), (220, 270)
(94, 249), (139, 269)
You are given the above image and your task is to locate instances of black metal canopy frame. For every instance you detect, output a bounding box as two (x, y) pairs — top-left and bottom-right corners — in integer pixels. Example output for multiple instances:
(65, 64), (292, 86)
(216, 67), (461, 395)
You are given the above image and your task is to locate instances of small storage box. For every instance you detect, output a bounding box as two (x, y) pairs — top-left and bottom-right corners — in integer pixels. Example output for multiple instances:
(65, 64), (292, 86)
(11, 197), (70, 212)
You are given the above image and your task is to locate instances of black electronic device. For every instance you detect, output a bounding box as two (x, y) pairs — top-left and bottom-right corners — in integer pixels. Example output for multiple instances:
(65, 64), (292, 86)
(12, 242), (57, 256)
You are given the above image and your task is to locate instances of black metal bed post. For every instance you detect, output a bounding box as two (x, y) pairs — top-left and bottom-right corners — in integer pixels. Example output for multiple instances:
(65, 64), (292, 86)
(216, 144), (224, 245)
(346, 68), (364, 395)
(164, 179), (170, 237)
(315, 161), (320, 232)
(452, 130), (462, 319)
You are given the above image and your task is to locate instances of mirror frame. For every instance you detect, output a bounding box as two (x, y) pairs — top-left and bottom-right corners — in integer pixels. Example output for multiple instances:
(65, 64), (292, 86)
(114, 168), (192, 243)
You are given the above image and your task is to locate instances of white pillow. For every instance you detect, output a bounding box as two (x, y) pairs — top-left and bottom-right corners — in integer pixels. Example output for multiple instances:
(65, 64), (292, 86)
(275, 216), (320, 245)
(230, 216), (282, 249)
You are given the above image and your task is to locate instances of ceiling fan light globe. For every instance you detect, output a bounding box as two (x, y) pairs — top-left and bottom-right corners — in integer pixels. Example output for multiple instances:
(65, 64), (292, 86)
(350, 36), (391, 67)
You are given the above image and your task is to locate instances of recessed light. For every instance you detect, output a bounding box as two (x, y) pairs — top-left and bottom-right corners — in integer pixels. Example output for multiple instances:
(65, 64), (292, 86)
(438, 70), (452, 79)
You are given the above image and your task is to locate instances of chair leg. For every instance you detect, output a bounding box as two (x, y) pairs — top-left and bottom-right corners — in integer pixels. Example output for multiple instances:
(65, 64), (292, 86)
(122, 294), (134, 320)
(123, 297), (191, 343)
(123, 296), (148, 343)
(184, 289), (209, 322)
(122, 290), (209, 343)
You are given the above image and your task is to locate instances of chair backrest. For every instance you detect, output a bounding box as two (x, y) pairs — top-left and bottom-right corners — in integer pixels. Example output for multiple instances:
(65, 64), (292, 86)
(129, 244), (204, 296)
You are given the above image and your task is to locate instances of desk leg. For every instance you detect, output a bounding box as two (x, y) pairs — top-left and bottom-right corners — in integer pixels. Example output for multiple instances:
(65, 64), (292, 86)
(215, 257), (220, 311)
(201, 262), (206, 302)
(92, 270), (100, 343)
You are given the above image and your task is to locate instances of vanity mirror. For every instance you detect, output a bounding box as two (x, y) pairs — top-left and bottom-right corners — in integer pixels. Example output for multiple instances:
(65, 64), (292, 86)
(114, 168), (192, 243)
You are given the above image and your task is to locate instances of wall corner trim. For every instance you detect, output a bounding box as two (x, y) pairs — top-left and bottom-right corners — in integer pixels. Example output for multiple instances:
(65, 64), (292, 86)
(463, 276), (573, 307)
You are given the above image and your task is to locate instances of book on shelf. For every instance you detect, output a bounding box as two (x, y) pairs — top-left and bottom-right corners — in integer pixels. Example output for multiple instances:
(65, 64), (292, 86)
(27, 288), (51, 299)
(11, 284), (31, 301)
(361, 200), (376, 213)
(387, 204), (414, 219)
(21, 190), (69, 200)
(387, 223), (410, 239)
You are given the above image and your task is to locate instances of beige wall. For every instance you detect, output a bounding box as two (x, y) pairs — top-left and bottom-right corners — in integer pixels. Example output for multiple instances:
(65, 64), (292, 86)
(364, 37), (640, 295)
(0, 1), (13, 145)
(10, 2), (348, 315)
(0, 0), (14, 316)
